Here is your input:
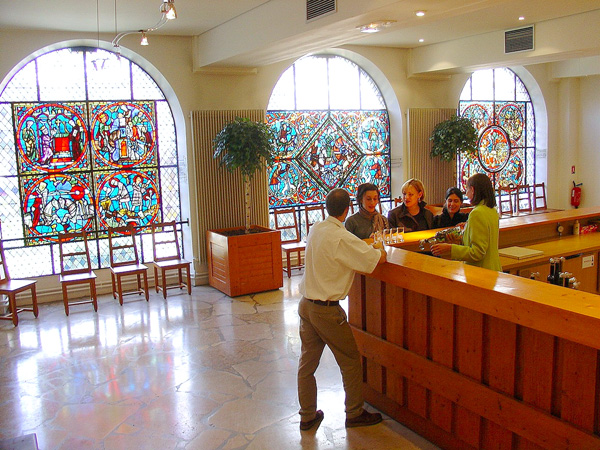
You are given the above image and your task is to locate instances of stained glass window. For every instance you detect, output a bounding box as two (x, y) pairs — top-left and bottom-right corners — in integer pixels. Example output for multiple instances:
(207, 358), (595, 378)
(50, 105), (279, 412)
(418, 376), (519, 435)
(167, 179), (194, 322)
(458, 68), (535, 190)
(266, 55), (391, 207)
(0, 47), (181, 277)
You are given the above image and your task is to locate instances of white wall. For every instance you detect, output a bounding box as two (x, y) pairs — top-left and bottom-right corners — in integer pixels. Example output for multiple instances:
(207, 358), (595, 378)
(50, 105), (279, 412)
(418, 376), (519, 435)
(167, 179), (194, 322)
(578, 76), (600, 207)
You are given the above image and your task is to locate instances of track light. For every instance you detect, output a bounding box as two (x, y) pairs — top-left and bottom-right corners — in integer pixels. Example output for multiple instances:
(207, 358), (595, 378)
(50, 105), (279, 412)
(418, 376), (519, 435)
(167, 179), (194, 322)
(161, 0), (177, 20)
(112, 0), (177, 50)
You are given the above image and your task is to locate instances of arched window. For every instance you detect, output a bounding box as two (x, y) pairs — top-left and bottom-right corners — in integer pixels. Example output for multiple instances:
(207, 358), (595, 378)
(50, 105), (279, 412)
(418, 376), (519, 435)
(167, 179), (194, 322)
(0, 47), (182, 277)
(266, 55), (391, 206)
(458, 68), (535, 190)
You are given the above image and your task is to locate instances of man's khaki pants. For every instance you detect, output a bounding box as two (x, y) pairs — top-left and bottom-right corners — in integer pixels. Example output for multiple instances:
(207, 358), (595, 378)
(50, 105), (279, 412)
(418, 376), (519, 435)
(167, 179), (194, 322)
(297, 297), (363, 421)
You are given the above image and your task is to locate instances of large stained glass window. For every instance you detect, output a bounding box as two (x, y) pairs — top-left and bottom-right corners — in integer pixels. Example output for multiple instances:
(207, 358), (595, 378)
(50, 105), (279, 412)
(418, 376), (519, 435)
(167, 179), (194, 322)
(0, 47), (181, 277)
(266, 55), (390, 207)
(458, 68), (535, 190)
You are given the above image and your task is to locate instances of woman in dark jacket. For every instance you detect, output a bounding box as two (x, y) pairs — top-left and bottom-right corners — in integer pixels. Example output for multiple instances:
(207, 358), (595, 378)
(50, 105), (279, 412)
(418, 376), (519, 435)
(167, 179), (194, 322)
(387, 178), (434, 232)
(432, 187), (469, 228)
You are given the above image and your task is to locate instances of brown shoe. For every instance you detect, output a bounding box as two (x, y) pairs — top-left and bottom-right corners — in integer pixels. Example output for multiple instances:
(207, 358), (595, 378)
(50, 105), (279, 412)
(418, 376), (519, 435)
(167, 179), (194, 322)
(345, 409), (382, 428)
(300, 410), (324, 431)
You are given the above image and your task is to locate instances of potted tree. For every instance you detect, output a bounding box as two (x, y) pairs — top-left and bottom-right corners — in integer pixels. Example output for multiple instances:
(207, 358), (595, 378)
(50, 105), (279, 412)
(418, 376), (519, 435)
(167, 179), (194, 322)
(429, 114), (478, 162)
(206, 117), (283, 296)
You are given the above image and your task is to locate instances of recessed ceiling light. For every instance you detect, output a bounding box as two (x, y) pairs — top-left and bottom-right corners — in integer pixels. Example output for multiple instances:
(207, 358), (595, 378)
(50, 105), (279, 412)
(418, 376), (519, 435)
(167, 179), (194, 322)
(415, 11), (426, 17)
(356, 21), (396, 33)
(519, 16), (525, 21)
(419, 38), (424, 43)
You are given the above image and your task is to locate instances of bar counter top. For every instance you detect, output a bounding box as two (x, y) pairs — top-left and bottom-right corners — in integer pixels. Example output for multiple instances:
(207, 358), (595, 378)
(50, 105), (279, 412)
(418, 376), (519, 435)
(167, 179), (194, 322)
(391, 206), (600, 251)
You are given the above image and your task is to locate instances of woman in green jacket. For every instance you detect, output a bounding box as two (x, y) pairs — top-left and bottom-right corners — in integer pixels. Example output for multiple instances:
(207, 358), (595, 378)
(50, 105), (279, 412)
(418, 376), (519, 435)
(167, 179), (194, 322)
(431, 173), (501, 271)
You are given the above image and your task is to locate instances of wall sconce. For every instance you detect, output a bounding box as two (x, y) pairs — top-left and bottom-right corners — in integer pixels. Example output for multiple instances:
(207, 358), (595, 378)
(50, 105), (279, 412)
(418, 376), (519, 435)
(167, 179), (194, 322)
(112, 0), (177, 50)
(356, 20), (395, 33)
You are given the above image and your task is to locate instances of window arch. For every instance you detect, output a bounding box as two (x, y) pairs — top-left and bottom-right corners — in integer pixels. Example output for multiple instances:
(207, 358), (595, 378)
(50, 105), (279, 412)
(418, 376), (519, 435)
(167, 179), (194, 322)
(0, 46), (182, 277)
(266, 55), (391, 207)
(458, 67), (536, 190)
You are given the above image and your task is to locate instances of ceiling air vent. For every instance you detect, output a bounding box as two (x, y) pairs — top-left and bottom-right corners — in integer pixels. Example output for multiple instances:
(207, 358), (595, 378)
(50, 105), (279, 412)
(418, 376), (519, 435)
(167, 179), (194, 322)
(505, 25), (534, 54)
(307, 0), (336, 22)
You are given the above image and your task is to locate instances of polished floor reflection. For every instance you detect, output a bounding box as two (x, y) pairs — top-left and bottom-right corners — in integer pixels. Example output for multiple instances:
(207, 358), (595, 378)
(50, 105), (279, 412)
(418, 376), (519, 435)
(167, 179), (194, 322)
(0, 277), (438, 449)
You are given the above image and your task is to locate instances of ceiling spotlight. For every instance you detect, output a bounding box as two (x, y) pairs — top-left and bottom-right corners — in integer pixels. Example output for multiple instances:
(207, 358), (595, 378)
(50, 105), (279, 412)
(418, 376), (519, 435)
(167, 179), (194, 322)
(419, 38), (424, 43)
(518, 16), (525, 21)
(415, 11), (426, 17)
(113, 0), (178, 50)
(161, 0), (177, 20)
(357, 21), (395, 33)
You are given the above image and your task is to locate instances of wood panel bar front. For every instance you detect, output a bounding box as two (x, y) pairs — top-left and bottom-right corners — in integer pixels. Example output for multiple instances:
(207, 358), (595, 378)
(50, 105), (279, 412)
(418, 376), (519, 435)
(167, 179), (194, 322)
(349, 247), (600, 449)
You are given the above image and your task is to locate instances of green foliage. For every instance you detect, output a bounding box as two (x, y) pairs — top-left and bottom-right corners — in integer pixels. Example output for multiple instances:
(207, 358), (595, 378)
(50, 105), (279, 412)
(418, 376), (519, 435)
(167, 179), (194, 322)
(213, 117), (275, 180)
(429, 115), (478, 162)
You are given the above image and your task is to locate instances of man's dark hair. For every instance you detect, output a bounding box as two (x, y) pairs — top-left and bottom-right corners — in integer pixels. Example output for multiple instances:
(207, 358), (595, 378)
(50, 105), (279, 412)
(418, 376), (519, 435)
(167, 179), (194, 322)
(326, 188), (350, 217)
(468, 173), (496, 208)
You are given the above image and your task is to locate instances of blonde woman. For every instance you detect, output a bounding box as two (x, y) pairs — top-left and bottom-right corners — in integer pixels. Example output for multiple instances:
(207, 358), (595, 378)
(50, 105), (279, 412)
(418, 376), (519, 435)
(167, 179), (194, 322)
(387, 178), (434, 232)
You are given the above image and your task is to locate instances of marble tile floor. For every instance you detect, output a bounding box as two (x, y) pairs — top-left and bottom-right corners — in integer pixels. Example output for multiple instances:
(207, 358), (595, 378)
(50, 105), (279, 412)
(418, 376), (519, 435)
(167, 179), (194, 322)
(0, 277), (439, 450)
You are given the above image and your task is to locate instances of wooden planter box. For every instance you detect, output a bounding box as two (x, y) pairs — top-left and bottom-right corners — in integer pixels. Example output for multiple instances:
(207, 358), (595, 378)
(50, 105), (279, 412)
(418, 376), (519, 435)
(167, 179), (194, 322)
(206, 226), (283, 297)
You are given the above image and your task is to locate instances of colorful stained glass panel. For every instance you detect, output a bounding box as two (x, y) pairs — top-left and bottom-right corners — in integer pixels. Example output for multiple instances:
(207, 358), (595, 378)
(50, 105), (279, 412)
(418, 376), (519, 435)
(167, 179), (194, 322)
(266, 110), (390, 207)
(22, 173), (95, 242)
(95, 169), (160, 230)
(458, 68), (535, 190)
(14, 102), (89, 173)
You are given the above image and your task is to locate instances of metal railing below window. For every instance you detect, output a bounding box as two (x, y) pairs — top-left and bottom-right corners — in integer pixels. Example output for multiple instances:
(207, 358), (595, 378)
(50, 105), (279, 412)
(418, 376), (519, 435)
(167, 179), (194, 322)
(0, 220), (189, 279)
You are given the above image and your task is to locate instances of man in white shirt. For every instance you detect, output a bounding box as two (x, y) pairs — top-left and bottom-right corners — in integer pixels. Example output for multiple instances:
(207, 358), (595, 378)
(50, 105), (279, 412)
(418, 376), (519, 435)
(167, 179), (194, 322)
(298, 188), (387, 431)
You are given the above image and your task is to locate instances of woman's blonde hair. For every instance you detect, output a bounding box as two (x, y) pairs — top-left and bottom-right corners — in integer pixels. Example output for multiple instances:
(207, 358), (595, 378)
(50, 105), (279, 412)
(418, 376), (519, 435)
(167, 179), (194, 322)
(401, 178), (425, 202)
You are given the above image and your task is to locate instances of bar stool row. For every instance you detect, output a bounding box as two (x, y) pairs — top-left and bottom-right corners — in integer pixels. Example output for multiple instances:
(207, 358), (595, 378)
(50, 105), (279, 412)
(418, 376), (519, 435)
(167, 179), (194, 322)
(0, 221), (191, 326)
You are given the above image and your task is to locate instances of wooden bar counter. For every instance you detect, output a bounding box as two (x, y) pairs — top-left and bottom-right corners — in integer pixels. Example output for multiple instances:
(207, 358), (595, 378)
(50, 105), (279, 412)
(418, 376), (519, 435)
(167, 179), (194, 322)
(348, 245), (600, 449)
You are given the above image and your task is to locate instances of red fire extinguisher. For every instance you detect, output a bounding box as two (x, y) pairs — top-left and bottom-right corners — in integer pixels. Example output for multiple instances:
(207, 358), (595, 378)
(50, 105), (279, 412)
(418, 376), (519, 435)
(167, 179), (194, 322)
(571, 181), (582, 208)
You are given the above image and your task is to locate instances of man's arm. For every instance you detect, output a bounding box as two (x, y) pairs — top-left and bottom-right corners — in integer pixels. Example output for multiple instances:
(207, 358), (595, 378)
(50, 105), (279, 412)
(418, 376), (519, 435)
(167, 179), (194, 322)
(377, 248), (387, 264)
(371, 240), (387, 264)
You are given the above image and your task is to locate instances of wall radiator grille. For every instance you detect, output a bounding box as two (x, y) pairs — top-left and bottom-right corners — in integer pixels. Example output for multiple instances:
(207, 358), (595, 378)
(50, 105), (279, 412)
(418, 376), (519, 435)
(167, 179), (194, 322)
(408, 108), (457, 205)
(190, 110), (270, 266)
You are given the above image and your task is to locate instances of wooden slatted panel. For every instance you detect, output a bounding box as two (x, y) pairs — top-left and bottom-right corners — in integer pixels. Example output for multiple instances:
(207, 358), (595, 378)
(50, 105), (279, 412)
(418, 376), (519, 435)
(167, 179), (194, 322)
(454, 306), (483, 448)
(559, 340), (598, 431)
(365, 276), (384, 393)
(405, 290), (428, 418)
(516, 327), (555, 450)
(482, 316), (517, 448)
(429, 298), (454, 433)
(385, 283), (405, 406)
(407, 108), (456, 205)
(190, 110), (270, 266)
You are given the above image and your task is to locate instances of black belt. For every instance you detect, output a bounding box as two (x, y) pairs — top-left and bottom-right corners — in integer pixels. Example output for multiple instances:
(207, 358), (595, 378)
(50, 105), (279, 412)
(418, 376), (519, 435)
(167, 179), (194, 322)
(306, 298), (339, 306)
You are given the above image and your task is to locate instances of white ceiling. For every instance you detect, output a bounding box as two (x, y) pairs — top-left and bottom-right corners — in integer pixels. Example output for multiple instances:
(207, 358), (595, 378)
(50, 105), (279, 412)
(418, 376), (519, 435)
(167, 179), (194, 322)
(1, 0), (599, 67)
